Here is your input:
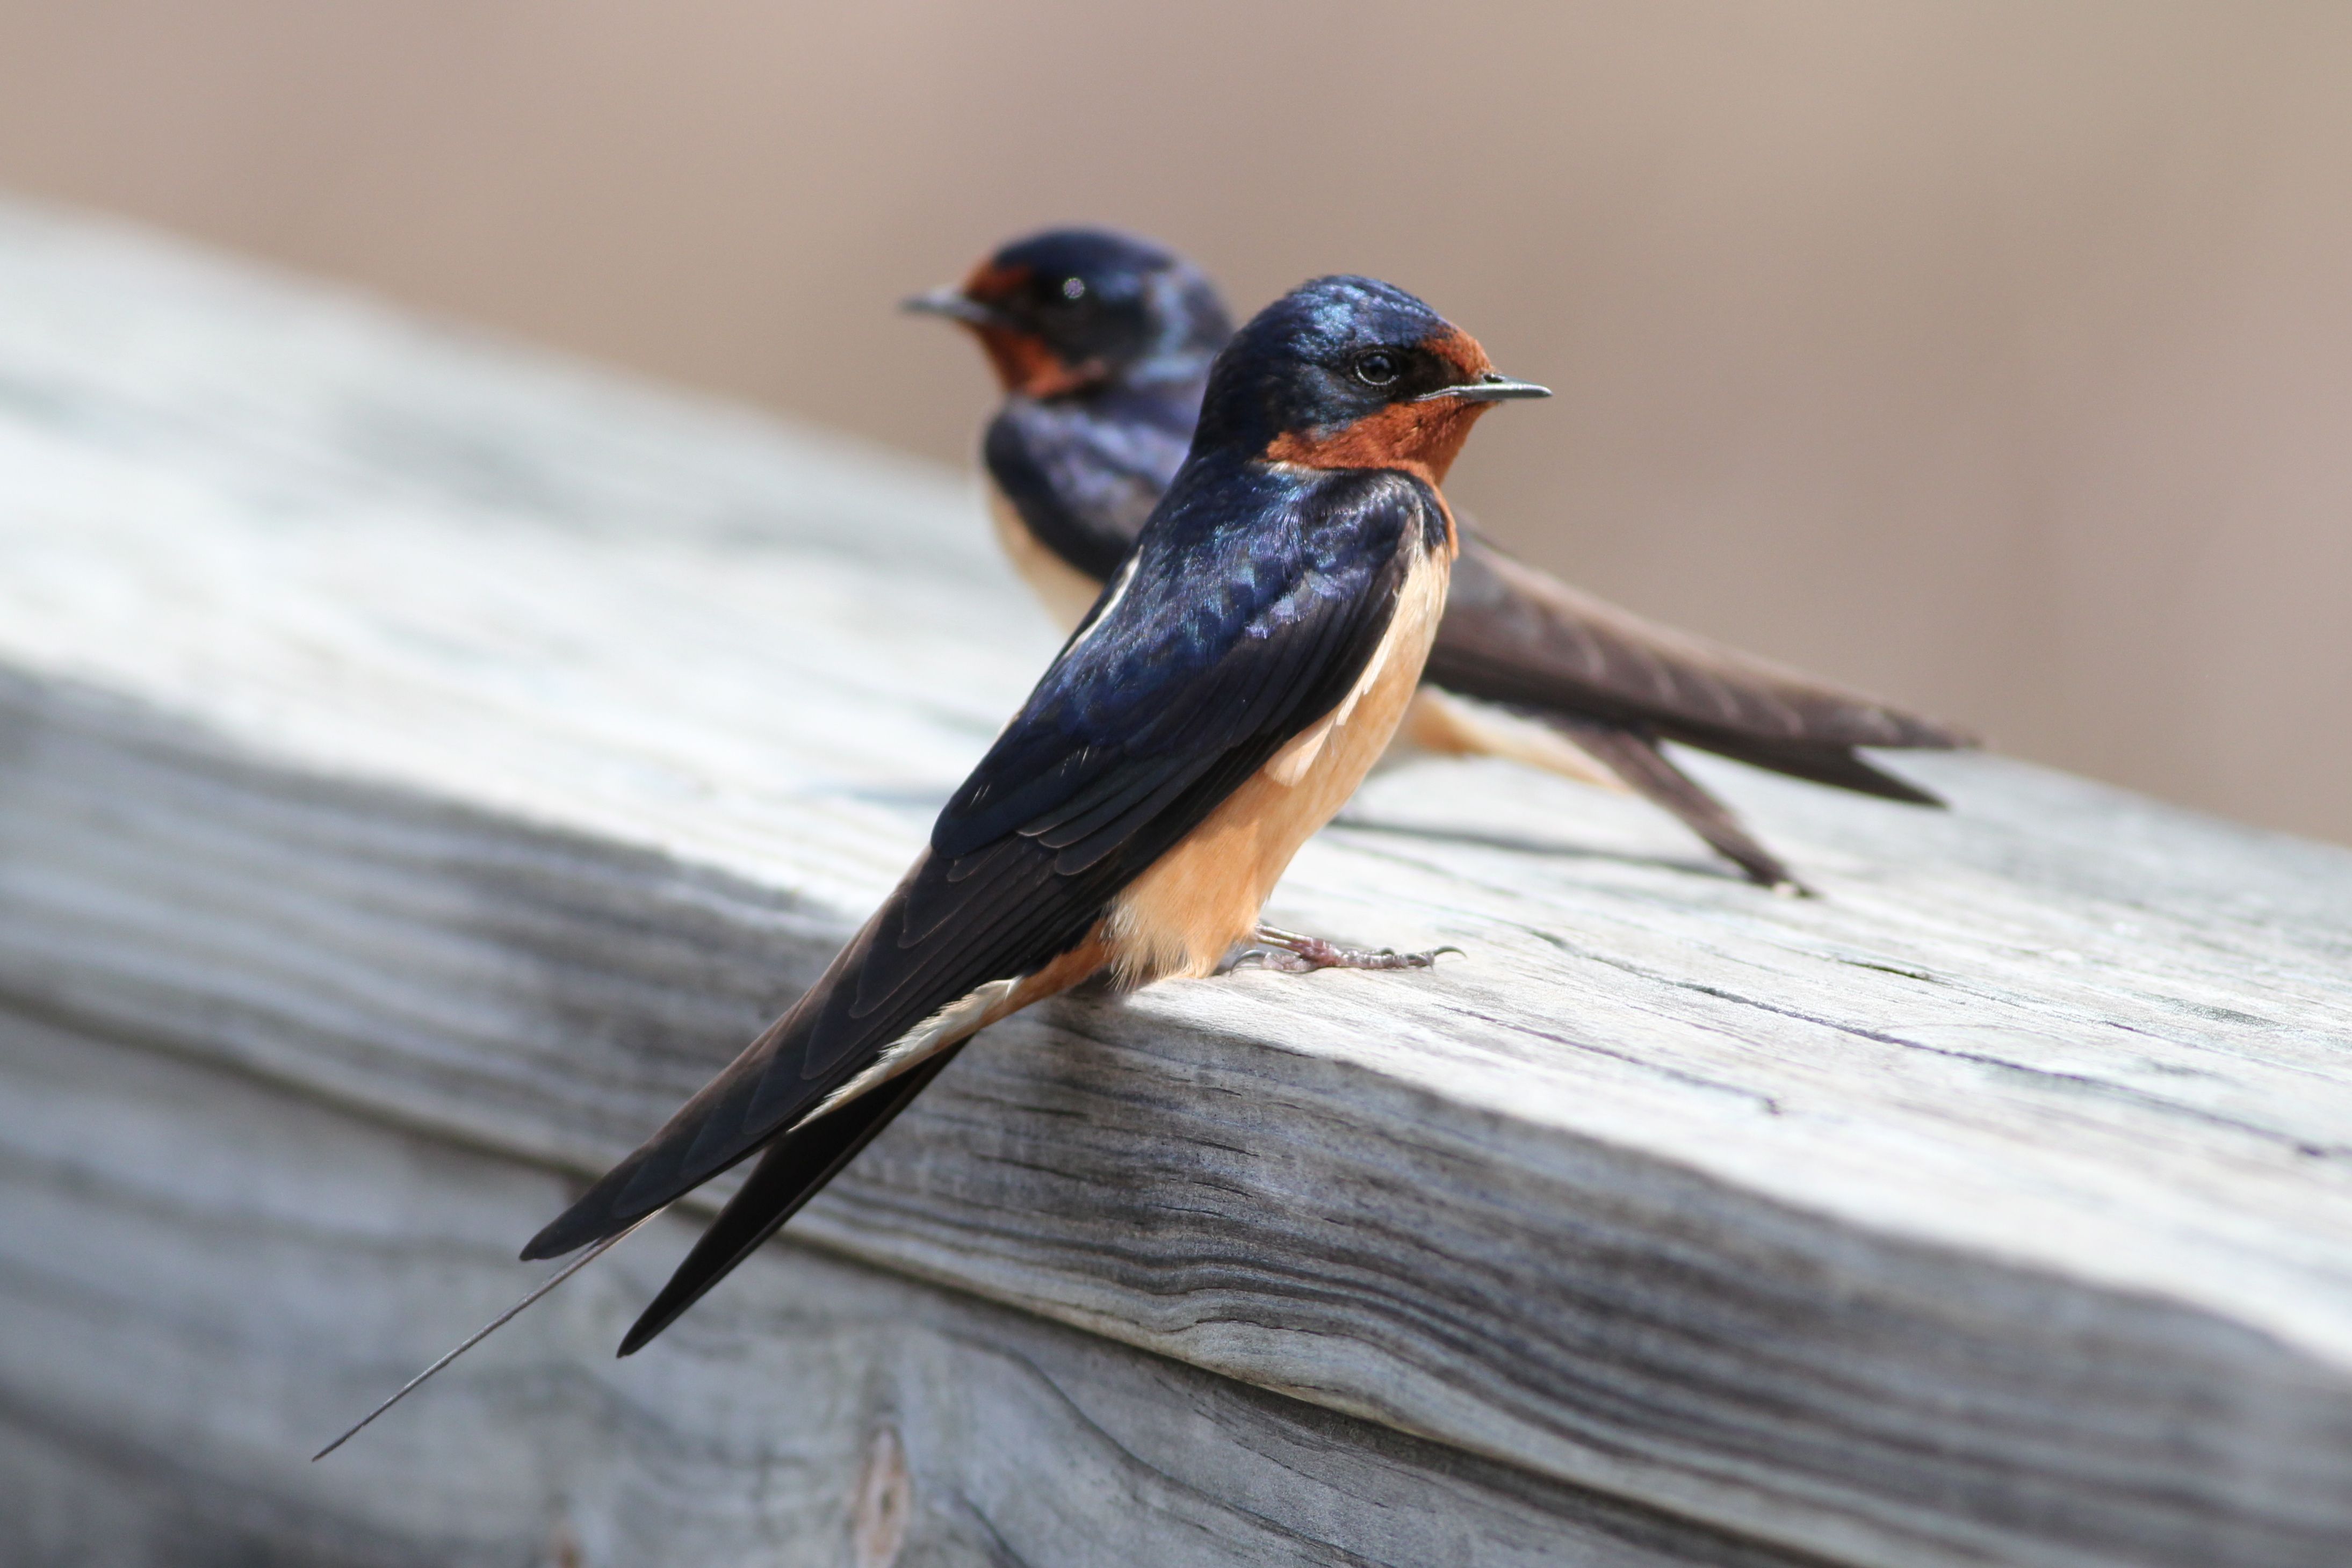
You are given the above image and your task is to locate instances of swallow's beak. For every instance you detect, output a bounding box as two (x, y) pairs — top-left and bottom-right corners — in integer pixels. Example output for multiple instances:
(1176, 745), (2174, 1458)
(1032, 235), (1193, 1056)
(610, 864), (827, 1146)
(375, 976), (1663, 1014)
(901, 287), (1000, 327)
(1414, 371), (1552, 403)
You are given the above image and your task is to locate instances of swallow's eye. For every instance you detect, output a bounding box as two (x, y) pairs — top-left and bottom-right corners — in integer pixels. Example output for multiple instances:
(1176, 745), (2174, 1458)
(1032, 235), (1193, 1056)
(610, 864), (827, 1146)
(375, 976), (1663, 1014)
(1353, 350), (1403, 388)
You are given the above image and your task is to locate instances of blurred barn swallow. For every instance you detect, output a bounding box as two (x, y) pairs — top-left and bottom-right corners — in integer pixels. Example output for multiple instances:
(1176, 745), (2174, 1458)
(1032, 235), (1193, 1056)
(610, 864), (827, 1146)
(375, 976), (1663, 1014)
(908, 229), (1975, 891)
(549, 280), (1537, 1343)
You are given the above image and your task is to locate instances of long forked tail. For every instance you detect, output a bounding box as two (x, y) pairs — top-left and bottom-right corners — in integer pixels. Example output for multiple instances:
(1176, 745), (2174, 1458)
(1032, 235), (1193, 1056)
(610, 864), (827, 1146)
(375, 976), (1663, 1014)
(1552, 717), (1806, 893)
(312, 1212), (659, 1461)
(1427, 539), (1976, 770)
(314, 1022), (969, 1455)
(617, 1044), (966, 1356)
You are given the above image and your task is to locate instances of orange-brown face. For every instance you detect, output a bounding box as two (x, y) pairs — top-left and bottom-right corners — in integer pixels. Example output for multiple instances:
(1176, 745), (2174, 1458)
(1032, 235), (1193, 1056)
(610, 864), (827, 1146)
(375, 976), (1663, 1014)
(911, 228), (1231, 403)
(954, 259), (1107, 398)
(1262, 325), (1500, 487)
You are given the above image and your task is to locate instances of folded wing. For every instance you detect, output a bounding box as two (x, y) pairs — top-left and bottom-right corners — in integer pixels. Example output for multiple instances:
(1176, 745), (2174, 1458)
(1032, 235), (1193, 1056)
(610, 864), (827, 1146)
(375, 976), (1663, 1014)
(522, 469), (1429, 1266)
(1428, 536), (1971, 756)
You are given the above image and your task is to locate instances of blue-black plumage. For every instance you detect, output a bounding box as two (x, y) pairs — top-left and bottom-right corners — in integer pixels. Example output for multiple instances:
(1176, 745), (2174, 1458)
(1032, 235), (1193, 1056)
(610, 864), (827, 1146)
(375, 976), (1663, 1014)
(914, 227), (1976, 893)
(520, 272), (1540, 1357)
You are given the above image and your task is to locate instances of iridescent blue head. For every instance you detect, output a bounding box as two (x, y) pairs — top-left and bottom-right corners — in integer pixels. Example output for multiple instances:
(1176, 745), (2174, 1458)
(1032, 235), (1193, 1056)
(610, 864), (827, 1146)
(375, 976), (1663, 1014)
(906, 227), (1231, 398)
(1194, 275), (1549, 484)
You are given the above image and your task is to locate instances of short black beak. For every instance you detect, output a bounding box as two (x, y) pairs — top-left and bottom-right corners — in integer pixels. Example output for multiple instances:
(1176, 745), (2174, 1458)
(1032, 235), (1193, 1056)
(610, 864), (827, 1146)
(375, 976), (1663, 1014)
(901, 287), (1000, 327)
(1413, 372), (1552, 403)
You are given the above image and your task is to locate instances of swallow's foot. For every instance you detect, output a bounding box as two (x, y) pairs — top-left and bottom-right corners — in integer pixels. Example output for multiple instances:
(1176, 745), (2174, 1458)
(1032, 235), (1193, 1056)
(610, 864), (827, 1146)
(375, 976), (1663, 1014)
(1242, 924), (1462, 973)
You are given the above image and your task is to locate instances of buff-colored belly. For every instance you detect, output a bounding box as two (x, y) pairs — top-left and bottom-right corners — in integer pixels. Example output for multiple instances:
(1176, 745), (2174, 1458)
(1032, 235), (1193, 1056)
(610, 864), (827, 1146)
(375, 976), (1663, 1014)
(989, 491), (1106, 632)
(1393, 688), (1625, 791)
(1106, 548), (1453, 984)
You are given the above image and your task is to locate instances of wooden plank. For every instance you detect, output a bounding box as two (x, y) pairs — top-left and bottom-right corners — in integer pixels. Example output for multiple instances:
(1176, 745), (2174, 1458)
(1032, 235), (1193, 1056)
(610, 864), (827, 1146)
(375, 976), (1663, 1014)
(0, 1006), (1818, 1568)
(2, 199), (2350, 1566)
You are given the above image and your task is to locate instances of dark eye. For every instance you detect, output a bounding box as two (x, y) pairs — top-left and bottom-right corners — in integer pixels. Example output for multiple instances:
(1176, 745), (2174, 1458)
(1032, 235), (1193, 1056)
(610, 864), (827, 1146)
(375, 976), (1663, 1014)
(1059, 276), (1087, 302)
(1353, 350), (1403, 387)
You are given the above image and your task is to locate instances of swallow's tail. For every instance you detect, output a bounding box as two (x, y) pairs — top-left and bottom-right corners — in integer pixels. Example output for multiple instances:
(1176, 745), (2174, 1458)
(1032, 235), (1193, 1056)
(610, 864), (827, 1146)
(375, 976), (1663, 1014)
(521, 944), (880, 1263)
(526, 831), (1120, 1306)
(1427, 539), (1977, 769)
(616, 1045), (965, 1356)
(524, 839), (1104, 1268)
(1683, 731), (1943, 806)
(1553, 718), (1805, 892)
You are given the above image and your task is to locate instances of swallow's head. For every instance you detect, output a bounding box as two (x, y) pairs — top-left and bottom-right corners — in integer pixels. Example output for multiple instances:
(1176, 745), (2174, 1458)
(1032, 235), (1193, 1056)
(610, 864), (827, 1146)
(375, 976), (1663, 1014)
(1197, 275), (1548, 485)
(905, 228), (1231, 399)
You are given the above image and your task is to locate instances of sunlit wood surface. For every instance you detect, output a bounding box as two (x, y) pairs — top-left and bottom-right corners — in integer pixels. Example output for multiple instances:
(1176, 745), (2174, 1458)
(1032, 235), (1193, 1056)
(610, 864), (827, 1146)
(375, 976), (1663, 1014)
(2, 201), (2348, 1568)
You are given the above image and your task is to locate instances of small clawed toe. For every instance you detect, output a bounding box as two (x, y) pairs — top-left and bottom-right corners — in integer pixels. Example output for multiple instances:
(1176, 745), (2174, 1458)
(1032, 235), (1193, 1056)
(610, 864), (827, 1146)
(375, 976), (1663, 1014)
(1243, 926), (1463, 974)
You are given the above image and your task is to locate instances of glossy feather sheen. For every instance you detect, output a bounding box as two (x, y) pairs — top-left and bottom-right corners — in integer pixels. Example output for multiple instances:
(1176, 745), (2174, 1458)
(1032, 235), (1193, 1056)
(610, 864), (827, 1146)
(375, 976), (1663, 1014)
(988, 458), (1622, 793)
(961, 247), (1971, 890)
(525, 272), (1484, 1353)
(986, 390), (1195, 585)
(524, 460), (1439, 1267)
(1108, 540), (1450, 982)
(792, 936), (1109, 1131)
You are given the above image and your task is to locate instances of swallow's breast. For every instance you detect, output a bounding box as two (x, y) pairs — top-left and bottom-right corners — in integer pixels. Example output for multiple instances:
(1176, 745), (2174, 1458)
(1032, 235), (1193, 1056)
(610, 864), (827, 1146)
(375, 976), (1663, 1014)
(1105, 544), (1453, 985)
(988, 488), (1105, 632)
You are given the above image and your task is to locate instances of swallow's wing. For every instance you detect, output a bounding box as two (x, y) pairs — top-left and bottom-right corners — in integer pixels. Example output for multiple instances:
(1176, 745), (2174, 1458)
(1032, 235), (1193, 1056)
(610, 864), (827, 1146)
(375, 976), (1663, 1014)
(1424, 534), (1973, 777)
(611, 1042), (968, 1355)
(985, 397), (1189, 582)
(523, 470), (1428, 1264)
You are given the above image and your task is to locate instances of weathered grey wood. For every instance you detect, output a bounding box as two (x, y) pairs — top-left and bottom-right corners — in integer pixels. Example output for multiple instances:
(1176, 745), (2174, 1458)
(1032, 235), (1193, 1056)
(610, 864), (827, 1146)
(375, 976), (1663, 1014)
(2, 198), (2350, 1567)
(0, 1006), (1817, 1568)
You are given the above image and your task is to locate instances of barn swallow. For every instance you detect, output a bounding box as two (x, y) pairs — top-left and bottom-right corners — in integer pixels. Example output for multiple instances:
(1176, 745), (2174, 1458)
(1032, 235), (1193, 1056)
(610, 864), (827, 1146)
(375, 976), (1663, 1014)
(510, 277), (1535, 1354)
(318, 274), (1533, 1456)
(908, 229), (1974, 891)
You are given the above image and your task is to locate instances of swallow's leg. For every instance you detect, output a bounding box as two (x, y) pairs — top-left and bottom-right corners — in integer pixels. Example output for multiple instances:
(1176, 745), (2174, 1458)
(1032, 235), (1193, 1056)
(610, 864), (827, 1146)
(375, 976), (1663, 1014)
(1242, 924), (1462, 973)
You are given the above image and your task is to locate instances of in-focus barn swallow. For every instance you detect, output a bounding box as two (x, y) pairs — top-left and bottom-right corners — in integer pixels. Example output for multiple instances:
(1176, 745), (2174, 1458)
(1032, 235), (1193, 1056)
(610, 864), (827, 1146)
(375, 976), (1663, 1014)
(908, 229), (1974, 892)
(502, 276), (1541, 1357)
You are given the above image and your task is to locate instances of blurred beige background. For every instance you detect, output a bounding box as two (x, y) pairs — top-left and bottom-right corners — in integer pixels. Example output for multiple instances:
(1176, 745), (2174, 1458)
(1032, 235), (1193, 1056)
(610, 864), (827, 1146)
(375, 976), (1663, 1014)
(0, 1), (2344, 843)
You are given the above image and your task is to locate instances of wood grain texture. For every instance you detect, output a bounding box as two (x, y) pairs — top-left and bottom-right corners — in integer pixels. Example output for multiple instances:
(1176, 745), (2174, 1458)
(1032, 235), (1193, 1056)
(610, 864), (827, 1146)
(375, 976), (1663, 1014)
(1, 1007), (1817, 1568)
(1, 199), (2349, 1566)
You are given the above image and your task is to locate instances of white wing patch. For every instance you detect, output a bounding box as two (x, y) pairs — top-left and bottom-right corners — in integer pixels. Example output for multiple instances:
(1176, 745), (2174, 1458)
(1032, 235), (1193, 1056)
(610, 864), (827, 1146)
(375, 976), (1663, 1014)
(1060, 553), (1139, 659)
(1264, 535), (1445, 789)
(790, 977), (1019, 1131)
